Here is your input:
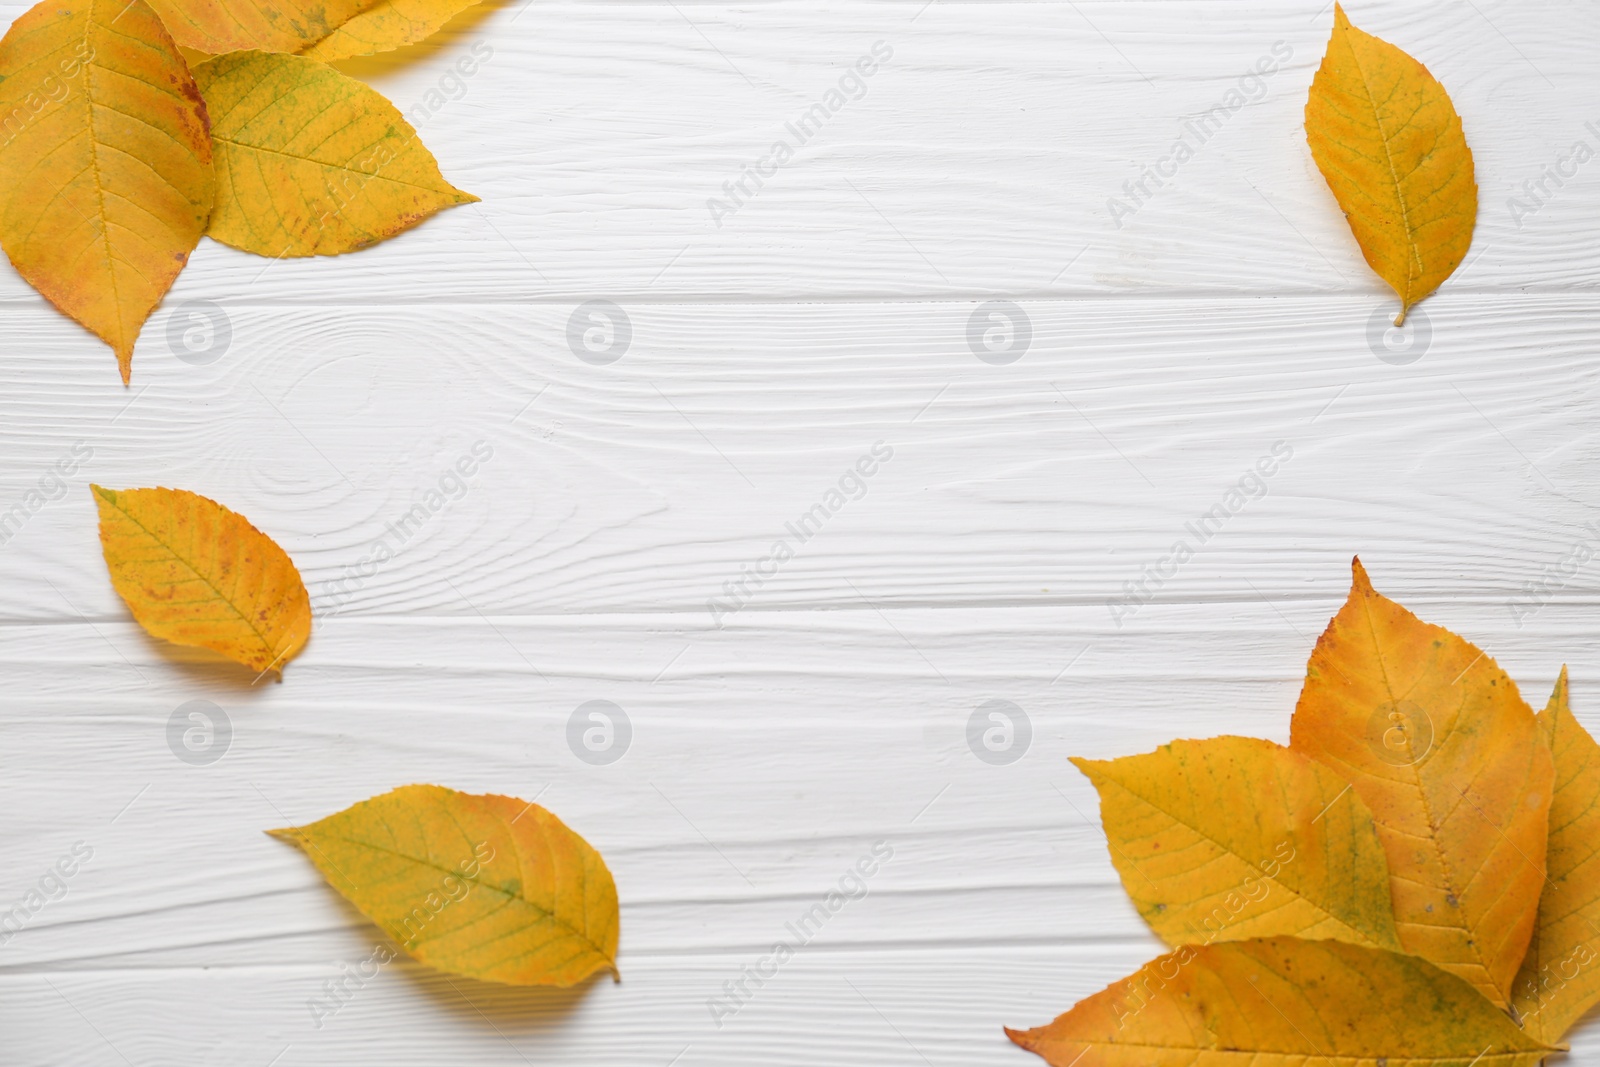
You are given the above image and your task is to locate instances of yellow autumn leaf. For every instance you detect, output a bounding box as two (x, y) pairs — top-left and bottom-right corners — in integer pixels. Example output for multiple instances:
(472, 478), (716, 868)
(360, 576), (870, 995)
(1305, 4), (1477, 325)
(0, 0), (213, 384)
(142, 0), (377, 55)
(192, 51), (477, 257)
(1073, 736), (1400, 952)
(271, 785), (620, 987)
(92, 486), (310, 675)
(300, 0), (484, 61)
(1006, 936), (1557, 1067)
(1288, 558), (1552, 1008)
(1514, 668), (1600, 1042)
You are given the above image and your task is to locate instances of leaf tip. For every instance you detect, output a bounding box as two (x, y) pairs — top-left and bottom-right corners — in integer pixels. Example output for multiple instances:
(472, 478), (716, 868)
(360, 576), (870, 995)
(1067, 755), (1099, 779)
(1549, 665), (1570, 714)
(1350, 555), (1374, 594)
(1002, 1026), (1035, 1050)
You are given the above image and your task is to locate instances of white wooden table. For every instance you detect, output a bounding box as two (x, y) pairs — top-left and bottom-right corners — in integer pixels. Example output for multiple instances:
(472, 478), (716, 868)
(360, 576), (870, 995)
(3, 1), (1599, 1062)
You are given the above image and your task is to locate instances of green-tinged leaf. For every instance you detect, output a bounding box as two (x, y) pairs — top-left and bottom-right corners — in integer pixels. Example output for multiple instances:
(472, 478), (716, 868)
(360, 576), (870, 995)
(193, 51), (477, 257)
(1073, 736), (1400, 952)
(271, 784), (619, 987)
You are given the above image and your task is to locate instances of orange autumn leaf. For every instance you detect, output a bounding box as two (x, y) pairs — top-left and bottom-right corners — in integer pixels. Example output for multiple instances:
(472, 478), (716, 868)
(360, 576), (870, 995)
(143, 0), (378, 55)
(1073, 736), (1400, 952)
(92, 486), (310, 674)
(1305, 4), (1477, 324)
(1513, 668), (1600, 1042)
(0, 0), (213, 383)
(271, 785), (620, 987)
(1006, 936), (1555, 1067)
(1288, 558), (1552, 1008)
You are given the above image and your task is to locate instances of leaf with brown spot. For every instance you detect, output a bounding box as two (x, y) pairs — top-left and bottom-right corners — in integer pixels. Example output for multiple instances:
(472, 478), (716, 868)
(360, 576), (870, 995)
(92, 485), (310, 675)
(1288, 557), (1552, 1008)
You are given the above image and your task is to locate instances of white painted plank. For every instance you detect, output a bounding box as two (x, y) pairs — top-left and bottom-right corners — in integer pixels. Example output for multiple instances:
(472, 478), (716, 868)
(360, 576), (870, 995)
(1, 293), (1597, 620)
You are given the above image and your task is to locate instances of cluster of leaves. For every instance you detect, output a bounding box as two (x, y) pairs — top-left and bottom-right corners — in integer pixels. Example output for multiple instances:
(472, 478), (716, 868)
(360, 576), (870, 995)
(1008, 559), (1600, 1066)
(0, 0), (481, 383)
(93, 486), (620, 986)
(1306, 6), (1477, 326)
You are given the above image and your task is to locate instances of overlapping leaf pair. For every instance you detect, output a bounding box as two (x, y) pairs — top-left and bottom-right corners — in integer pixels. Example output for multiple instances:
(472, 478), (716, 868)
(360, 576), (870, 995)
(0, 0), (480, 381)
(1009, 559), (1600, 1065)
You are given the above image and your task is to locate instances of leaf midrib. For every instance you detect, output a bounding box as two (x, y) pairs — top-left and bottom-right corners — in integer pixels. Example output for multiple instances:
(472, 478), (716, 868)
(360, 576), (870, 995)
(305, 831), (614, 964)
(1342, 18), (1422, 304)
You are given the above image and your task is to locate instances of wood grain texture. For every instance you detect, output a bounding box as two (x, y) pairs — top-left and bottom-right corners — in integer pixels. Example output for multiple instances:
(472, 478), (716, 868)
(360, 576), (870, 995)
(3, 0), (1600, 1063)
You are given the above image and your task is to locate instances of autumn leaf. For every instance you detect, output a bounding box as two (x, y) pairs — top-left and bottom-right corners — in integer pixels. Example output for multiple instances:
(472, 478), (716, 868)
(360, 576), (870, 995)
(1305, 4), (1477, 325)
(92, 486), (310, 675)
(0, 0), (213, 384)
(1513, 668), (1600, 1042)
(192, 51), (477, 257)
(142, 0), (377, 55)
(271, 785), (620, 987)
(1288, 557), (1552, 1008)
(300, 0), (485, 61)
(1073, 736), (1400, 952)
(1006, 936), (1556, 1067)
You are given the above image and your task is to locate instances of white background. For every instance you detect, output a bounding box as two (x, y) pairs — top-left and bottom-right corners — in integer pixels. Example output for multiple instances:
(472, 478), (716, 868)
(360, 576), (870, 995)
(2, 0), (1598, 1063)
